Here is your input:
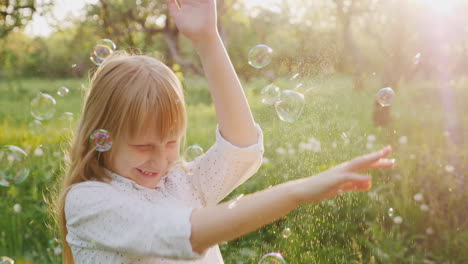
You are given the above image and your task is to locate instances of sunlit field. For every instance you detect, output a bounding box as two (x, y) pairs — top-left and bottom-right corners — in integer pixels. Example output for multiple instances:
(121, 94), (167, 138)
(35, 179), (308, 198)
(1, 74), (466, 263)
(1, 0), (467, 263)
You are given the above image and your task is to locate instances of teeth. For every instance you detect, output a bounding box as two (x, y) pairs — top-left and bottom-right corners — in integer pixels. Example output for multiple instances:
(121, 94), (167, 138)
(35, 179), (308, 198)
(139, 169), (156, 176)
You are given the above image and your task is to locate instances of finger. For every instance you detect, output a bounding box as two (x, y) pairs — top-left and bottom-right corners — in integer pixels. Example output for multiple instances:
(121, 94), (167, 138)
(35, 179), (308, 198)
(340, 180), (372, 192)
(339, 173), (372, 192)
(365, 158), (396, 170)
(342, 172), (371, 182)
(166, 0), (180, 16)
(344, 146), (393, 172)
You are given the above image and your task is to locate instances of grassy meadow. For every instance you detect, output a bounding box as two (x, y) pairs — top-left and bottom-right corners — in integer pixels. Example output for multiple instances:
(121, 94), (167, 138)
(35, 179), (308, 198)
(0, 74), (466, 263)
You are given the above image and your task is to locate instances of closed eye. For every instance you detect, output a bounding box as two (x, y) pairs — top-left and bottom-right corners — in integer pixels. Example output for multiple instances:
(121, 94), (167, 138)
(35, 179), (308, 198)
(133, 144), (151, 148)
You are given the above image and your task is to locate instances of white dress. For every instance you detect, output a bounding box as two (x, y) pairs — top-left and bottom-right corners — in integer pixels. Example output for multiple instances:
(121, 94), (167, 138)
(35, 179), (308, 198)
(65, 124), (264, 264)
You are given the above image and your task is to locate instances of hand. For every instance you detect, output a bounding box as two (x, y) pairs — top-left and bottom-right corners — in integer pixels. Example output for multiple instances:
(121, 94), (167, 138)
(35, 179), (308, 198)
(292, 146), (395, 205)
(166, 0), (218, 43)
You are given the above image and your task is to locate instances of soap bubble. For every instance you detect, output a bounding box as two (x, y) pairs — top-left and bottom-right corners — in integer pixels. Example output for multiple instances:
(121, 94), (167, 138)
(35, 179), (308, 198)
(183, 145), (204, 162)
(57, 86), (70, 97)
(97, 38), (117, 51)
(28, 120), (43, 135)
(0, 145), (30, 187)
(393, 216), (403, 224)
(413, 193), (423, 202)
(420, 204), (429, 211)
(281, 227), (291, 238)
(444, 164), (455, 173)
(94, 44), (113, 59)
(30, 92), (56, 121)
(90, 129), (113, 152)
(376, 87), (394, 107)
(248, 44), (273, 69)
(261, 84), (281, 105)
(59, 112), (75, 130)
(274, 90), (305, 123)
(90, 54), (105, 66)
(0, 256), (14, 264)
(413, 53), (421, 65)
(258, 252), (286, 264)
(90, 39), (117, 66)
(426, 227), (434, 235)
(49, 238), (61, 248)
(388, 208), (394, 217)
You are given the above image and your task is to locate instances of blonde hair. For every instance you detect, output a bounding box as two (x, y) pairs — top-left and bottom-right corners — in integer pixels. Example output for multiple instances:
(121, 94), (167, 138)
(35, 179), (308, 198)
(53, 52), (187, 263)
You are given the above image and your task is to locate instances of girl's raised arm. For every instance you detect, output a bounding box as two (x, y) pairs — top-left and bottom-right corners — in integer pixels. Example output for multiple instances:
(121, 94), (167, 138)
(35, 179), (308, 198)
(167, 0), (258, 147)
(189, 147), (395, 253)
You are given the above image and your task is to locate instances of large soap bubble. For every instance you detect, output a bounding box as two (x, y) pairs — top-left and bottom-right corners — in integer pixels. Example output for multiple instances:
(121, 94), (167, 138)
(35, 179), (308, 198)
(0, 145), (30, 187)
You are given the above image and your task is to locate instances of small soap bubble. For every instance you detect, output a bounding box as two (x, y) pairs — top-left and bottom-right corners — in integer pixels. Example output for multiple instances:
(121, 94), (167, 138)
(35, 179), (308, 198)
(183, 145), (204, 162)
(376, 87), (394, 107)
(261, 84), (281, 105)
(274, 90), (305, 123)
(30, 92), (56, 121)
(89, 129), (113, 152)
(444, 164), (455, 173)
(0, 145), (30, 187)
(0, 256), (14, 264)
(413, 193), (423, 202)
(57, 86), (69, 97)
(54, 247), (62, 255)
(13, 204), (21, 213)
(248, 44), (273, 69)
(49, 238), (61, 248)
(399, 136), (408, 144)
(393, 216), (403, 224)
(33, 146), (44, 157)
(413, 53), (421, 65)
(90, 39), (117, 66)
(258, 252), (286, 264)
(388, 208), (394, 217)
(420, 204), (429, 211)
(59, 112), (75, 130)
(94, 44), (113, 59)
(281, 227), (291, 238)
(426, 227), (434, 235)
(28, 119), (43, 135)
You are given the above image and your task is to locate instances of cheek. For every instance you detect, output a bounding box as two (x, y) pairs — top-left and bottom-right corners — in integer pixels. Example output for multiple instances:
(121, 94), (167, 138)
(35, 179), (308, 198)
(117, 146), (149, 166)
(167, 144), (181, 162)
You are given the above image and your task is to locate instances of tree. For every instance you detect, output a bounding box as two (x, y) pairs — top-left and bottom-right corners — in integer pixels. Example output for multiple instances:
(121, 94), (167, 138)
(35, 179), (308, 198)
(84, 0), (222, 74)
(0, 0), (53, 39)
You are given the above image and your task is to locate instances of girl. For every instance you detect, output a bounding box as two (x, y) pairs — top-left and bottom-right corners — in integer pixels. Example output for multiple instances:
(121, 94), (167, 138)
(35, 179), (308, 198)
(55, 0), (395, 263)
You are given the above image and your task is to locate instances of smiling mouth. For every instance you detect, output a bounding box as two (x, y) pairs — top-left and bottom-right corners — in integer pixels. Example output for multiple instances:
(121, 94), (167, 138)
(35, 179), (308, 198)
(136, 168), (159, 178)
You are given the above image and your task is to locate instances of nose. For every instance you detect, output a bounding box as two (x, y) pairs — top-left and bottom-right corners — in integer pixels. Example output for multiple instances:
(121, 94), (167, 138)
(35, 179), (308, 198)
(149, 147), (167, 171)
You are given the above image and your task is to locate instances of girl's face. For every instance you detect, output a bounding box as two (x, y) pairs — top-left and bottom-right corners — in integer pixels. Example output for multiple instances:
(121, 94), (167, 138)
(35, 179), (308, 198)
(106, 128), (182, 189)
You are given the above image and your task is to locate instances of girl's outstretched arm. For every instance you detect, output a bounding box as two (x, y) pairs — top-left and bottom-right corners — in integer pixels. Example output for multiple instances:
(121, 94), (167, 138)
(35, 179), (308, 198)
(167, 0), (258, 147)
(189, 147), (395, 253)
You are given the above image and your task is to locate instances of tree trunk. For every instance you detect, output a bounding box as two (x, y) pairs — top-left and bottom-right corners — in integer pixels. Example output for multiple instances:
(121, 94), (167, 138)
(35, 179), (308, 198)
(163, 19), (203, 75)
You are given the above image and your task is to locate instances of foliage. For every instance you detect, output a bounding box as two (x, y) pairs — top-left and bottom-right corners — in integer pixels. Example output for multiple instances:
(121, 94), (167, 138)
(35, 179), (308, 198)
(0, 74), (466, 263)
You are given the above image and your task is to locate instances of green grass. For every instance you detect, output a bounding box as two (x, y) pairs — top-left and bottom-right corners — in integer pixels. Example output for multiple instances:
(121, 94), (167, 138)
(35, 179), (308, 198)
(0, 74), (466, 264)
